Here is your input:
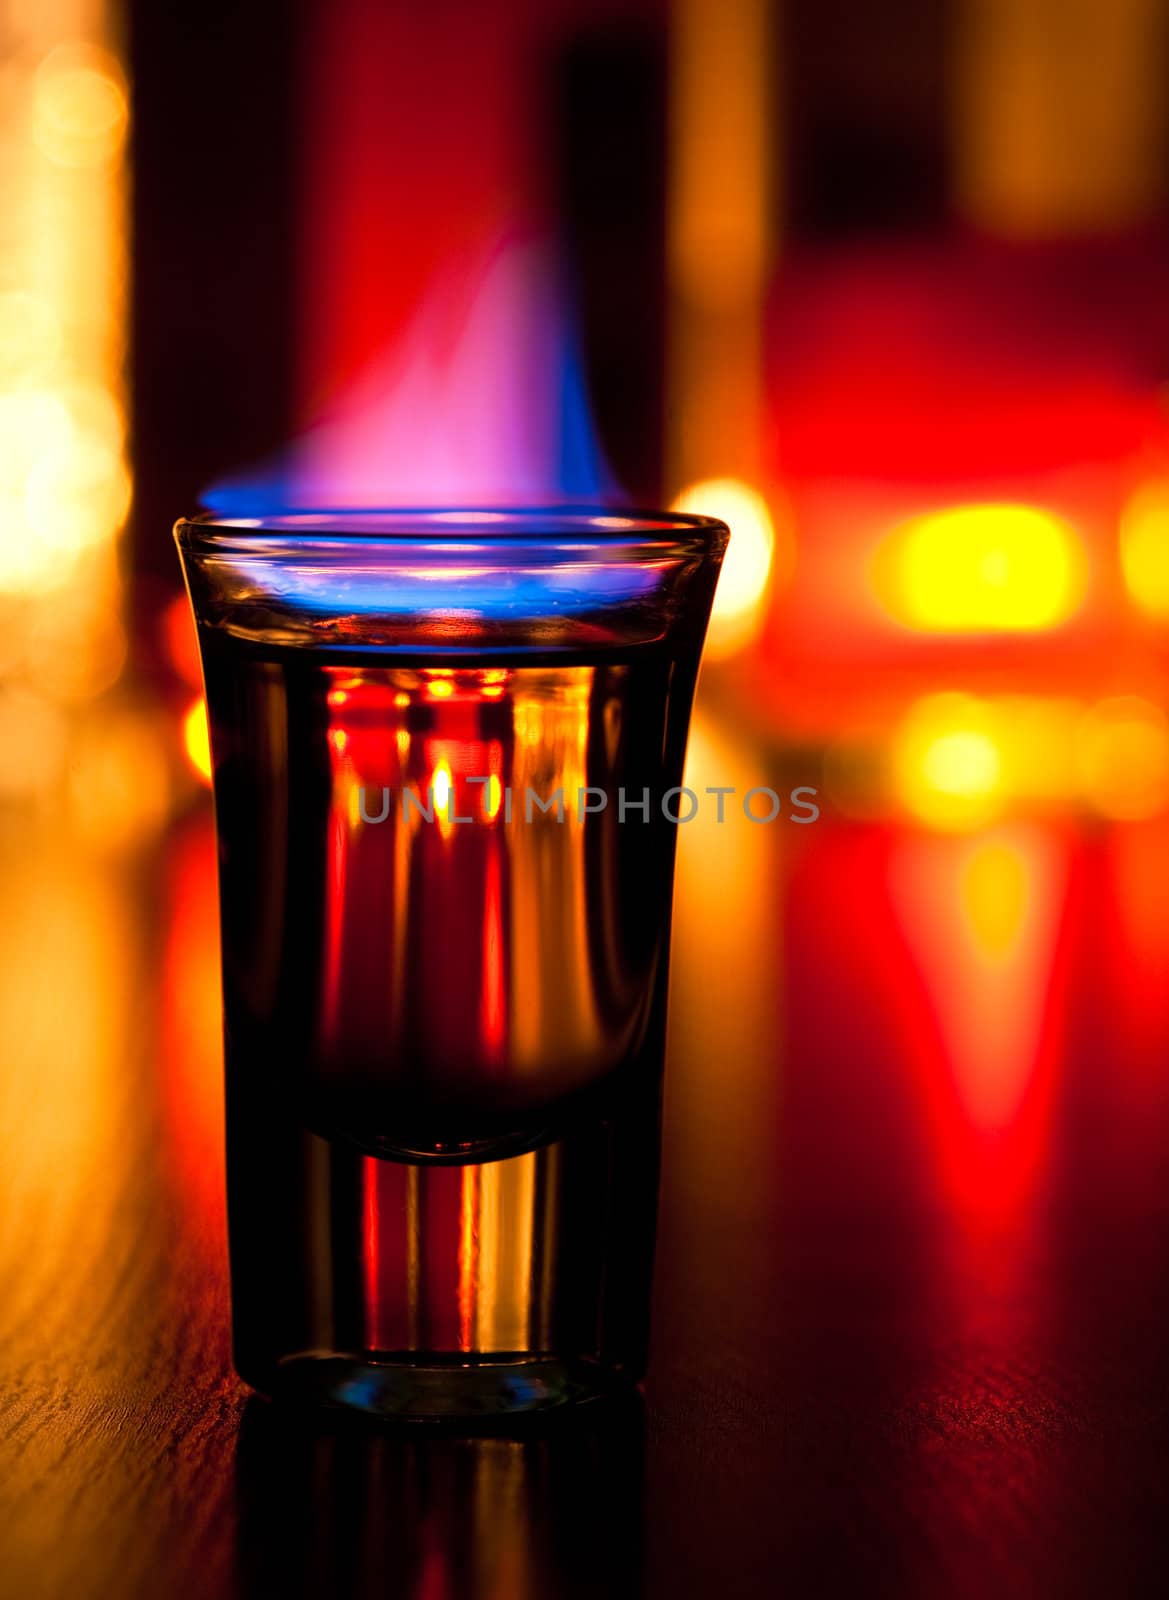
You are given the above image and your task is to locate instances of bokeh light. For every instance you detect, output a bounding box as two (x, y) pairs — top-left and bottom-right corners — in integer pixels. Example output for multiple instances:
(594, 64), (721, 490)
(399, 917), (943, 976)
(28, 605), (127, 703)
(888, 691), (1169, 828)
(1119, 477), (1169, 619)
(894, 693), (1006, 830)
(1074, 695), (1169, 821)
(67, 707), (174, 852)
(671, 477), (782, 658)
(32, 44), (128, 170)
(432, 757), (455, 840)
(0, 9), (132, 740)
(874, 503), (1088, 633)
(25, 435), (132, 554)
(0, 688), (69, 799)
(182, 697), (213, 785)
(0, 292), (62, 380)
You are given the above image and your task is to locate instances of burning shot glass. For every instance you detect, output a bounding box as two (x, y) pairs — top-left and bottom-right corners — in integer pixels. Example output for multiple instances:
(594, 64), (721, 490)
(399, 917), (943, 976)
(176, 509), (727, 1419)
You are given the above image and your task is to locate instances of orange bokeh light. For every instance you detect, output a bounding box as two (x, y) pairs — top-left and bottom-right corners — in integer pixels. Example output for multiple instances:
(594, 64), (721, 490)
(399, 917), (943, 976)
(182, 696), (212, 784)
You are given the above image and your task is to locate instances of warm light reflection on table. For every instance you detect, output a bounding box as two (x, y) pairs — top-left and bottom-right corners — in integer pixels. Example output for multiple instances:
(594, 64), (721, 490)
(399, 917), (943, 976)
(4, 698), (1169, 1595)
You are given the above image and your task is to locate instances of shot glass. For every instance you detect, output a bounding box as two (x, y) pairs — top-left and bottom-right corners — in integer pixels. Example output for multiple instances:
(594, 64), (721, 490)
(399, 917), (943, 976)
(176, 509), (727, 1419)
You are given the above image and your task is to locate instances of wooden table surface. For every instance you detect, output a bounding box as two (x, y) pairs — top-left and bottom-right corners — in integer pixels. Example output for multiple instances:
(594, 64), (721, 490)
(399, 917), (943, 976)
(3, 740), (1169, 1599)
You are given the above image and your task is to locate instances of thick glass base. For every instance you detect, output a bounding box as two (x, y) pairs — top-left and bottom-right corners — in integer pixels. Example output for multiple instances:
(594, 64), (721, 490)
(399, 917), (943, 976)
(260, 1352), (635, 1422)
(227, 1071), (665, 1420)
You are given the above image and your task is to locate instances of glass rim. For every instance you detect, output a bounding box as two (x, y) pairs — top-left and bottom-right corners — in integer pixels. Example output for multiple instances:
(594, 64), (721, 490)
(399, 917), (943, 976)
(175, 505), (729, 554)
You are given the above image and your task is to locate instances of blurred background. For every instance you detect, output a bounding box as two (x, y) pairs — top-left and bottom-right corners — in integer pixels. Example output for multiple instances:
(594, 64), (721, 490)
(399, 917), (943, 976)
(6, 0), (1169, 836)
(5, 2), (1169, 1592)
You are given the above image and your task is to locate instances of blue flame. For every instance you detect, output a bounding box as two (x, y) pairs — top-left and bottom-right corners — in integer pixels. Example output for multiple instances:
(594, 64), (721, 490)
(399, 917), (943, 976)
(202, 239), (620, 517)
(187, 509), (682, 625)
(225, 547), (665, 619)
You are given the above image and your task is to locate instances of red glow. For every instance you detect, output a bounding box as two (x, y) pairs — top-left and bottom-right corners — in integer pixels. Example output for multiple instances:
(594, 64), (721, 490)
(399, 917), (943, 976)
(159, 813), (224, 1245)
(766, 238), (1169, 481)
(480, 848), (506, 1061)
(1065, 821), (1169, 1215)
(889, 825), (1071, 1226)
(321, 794), (348, 1041)
(315, 675), (511, 1109)
(162, 592), (202, 689)
(362, 1154), (380, 1341)
(1107, 820), (1169, 1061)
(360, 1156), (415, 1351)
(783, 820), (1075, 1241)
(300, 2), (538, 412)
(891, 831), (1062, 1126)
(735, 237), (1169, 742)
(458, 1166), (480, 1352)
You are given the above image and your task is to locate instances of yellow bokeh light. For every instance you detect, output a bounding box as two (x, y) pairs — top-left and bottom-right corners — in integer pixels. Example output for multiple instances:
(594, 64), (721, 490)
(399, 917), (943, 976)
(1119, 478), (1169, 619)
(921, 730), (1002, 797)
(432, 758), (455, 839)
(0, 390), (72, 480)
(877, 692), (1169, 826)
(432, 761), (453, 807)
(0, 506), (75, 594)
(5, 389), (132, 588)
(1, 10), (131, 715)
(671, 477), (782, 659)
(182, 697), (213, 785)
(56, 380), (126, 454)
(32, 45), (128, 169)
(25, 435), (132, 553)
(0, 293), (62, 381)
(1075, 696), (1169, 821)
(960, 839), (1029, 961)
(894, 693), (1005, 830)
(874, 503), (1088, 633)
